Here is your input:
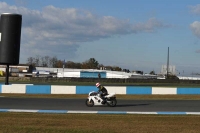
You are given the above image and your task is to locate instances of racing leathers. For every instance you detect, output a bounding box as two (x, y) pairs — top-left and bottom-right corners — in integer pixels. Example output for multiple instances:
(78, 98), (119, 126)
(97, 85), (108, 103)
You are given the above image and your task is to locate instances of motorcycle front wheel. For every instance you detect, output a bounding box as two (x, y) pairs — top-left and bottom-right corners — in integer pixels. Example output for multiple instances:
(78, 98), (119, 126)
(85, 99), (94, 107)
(107, 99), (117, 107)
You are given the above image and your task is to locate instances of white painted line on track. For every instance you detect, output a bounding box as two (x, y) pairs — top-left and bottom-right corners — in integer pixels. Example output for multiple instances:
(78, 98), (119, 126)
(68, 110), (98, 114)
(8, 109), (38, 113)
(127, 111), (157, 114)
(1, 109), (200, 115)
(186, 112), (200, 115)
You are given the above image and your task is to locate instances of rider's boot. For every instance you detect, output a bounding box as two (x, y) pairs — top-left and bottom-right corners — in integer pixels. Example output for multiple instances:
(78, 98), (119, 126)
(101, 97), (106, 104)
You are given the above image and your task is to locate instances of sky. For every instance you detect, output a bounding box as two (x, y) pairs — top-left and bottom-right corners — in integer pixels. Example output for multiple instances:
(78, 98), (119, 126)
(1, 0), (200, 76)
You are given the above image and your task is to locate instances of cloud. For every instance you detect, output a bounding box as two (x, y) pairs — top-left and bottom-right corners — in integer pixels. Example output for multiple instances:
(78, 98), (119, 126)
(0, 2), (170, 62)
(195, 49), (200, 53)
(189, 4), (200, 39)
(189, 4), (200, 15)
(190, 21), (200, 38)
(132, 18), (171, 33)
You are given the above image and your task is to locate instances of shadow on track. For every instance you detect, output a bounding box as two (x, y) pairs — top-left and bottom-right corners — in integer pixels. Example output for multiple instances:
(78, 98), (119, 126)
(116, 103), (151, 107)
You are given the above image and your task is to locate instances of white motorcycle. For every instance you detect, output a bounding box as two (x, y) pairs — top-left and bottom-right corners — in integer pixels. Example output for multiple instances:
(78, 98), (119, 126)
(85, 91), (117, 107)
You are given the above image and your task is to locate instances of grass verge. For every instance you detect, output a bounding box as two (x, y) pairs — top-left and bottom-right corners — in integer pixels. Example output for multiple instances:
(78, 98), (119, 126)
(0, 113), (200, 133)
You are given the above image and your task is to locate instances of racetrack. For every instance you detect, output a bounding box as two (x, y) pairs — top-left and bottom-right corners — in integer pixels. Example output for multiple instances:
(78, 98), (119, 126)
(0, 97), (200, 112)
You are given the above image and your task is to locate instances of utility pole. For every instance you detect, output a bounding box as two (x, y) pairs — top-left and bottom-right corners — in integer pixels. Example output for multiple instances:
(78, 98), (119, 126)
(5, 64), (9, 85)
(166, 47), (169, 79)
(63, 59), (65, 77)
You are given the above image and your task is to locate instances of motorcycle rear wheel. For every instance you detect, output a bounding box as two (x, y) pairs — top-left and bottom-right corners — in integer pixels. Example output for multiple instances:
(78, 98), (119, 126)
(107, 99), (117, 107)
(85, 99), (94, 107)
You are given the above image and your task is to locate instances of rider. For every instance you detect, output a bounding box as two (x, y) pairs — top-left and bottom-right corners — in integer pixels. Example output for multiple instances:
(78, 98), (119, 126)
(96, 82), (108, 104)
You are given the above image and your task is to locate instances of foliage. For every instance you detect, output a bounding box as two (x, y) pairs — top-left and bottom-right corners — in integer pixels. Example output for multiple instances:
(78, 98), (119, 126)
(149, 70), (155, 75)
(66, 61), (81, 69)
(27, 55), (58, 67)
(166, 74), (179, 79)
(113, 66), (122, 71)
(81, 58), (99, 69)
(26, 56), (124, 71)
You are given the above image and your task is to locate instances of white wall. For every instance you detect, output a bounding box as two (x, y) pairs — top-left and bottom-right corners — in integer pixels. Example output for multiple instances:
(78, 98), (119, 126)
(178, 76), (200, 80)
(2, 84), (27, 94)
(106, 72), (130, 78)
(51, 85), (76, 94)
(57, 72), (80, 77)
(105, 86), (126, 94)
(152, 87), (177, 94)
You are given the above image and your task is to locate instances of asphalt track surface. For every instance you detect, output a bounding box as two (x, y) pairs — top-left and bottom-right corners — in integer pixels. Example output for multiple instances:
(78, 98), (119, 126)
(0, 97), (200, 112)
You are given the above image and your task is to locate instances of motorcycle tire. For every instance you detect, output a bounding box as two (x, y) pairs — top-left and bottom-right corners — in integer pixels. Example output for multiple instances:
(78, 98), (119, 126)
(107, 99), (117, 107)
(85, 99), (94, 107)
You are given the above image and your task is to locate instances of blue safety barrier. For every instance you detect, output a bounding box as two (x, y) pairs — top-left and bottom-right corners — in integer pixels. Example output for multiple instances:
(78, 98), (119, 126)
(1, 85), (200, 95)
(126, 86), (152, 94)
(76, 86), (97, 94)
(177, 88), (200, 94)
(80, 71), (106, 78)
(26, 85), (51, 94)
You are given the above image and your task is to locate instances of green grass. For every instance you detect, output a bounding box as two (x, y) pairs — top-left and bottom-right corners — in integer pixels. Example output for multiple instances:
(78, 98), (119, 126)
(0, 113), (200, 133)
(1, 93), (200, 133)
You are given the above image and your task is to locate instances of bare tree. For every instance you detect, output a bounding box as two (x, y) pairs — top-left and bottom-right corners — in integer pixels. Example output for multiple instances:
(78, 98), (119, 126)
(34, 55), (40, 66)
(41, 56), (50, 67)
(27, 57), (35, 65)
(45, 56), (50, 67)
(49, 56), (58, 68)
(41, 56), (47, 67)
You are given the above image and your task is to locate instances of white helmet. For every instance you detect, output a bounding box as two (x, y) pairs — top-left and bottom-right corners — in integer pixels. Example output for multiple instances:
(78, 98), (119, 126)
(96, 82), (100, 88)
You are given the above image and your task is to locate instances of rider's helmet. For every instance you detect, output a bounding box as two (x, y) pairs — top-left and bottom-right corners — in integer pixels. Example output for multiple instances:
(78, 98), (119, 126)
(96, 82), (101, 88)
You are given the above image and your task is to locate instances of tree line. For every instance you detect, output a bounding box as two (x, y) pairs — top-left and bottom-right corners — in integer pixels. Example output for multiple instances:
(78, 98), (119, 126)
(26, 56), (123, 71)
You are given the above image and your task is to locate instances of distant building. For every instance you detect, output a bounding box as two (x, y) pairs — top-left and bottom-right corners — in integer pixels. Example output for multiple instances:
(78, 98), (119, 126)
(161, 65), (176, 75)
(132, 70), (143, 75)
